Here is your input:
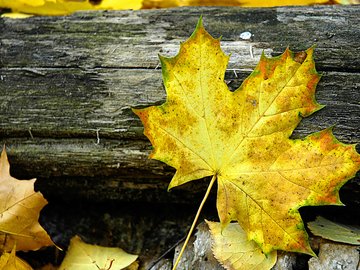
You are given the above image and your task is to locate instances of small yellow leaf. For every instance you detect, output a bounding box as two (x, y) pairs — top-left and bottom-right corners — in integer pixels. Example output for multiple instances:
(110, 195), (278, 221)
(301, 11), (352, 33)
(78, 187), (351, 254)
(207, 220), (277, 270)
(308, 216), (360, 245)
(0, 245), (33, 270)
(1, 12), (33, 18)
(59, 235), (138, 270)
(0, 147), (54, 251)
(0, 0), (142, 16)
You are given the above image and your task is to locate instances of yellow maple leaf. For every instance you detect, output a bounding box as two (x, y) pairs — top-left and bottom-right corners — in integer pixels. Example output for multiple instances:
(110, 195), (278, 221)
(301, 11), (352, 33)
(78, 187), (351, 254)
(59, 235), (138, 270)
(0, 245), (33, 270)
(207, 220), (277, 270)
(133, 19), (360, 255)
(0, 147), (54, 251)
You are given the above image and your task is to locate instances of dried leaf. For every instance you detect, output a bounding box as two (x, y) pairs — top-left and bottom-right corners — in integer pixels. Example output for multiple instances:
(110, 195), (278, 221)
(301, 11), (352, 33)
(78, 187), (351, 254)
(0, 245), (33, 270)
(59, 235), (138, 270)
(308, 216), (360, 245)
(2, 0), (356, 17)
(0, 147), (53, 251)
(0, 0), (142, 16)
(207, 220), (276, 270)
(1, 12), (33, 18)
(133, 19), (360, 255)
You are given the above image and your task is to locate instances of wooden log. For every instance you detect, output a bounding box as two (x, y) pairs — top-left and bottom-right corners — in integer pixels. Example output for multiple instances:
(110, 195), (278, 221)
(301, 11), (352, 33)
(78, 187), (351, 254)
(0, 6), (359, 203)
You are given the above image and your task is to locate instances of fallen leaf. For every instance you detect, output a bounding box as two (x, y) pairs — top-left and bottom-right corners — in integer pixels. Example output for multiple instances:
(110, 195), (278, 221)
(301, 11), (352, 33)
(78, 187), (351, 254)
(133, 19), (360, 255)
(207, 220), (277, 270)
(308, 216), (360, 245)
(0, 245), (33, 270)
(0, 147), (54, 251)
(59, 235), (138, 270)
(0, 0), (142, 16)
(2, 0), (357, 17)
(1, 12), (33, 18)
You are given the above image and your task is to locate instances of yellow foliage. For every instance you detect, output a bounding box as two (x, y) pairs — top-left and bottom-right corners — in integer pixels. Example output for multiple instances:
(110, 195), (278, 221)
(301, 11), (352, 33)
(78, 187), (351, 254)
(134, 19), (360, 255)
(59, 235), (138, 270)
(1, 12), (33, 18)
(1, 0), (358, 17)
(0, 147), (54, 251)
(308, 216), (360, 245)
(0, 0), (142, 16)
(0, 245), (33, 270)
(207, 220), (277, 270)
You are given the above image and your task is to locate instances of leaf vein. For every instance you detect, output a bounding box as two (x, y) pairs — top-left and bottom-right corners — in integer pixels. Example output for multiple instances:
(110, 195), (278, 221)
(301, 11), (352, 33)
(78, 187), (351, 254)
(158, 126), (212, 169)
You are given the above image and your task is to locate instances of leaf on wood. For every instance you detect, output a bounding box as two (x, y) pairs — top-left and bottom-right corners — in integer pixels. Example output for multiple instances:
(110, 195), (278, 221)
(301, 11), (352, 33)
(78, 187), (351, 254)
(133, 19), (360, 255)
(207, 220), (276, 270)
(0, 147), (53, 251)
(308, 216), (360, 245)
(59, 235), (138, 270)
(0, 245), (33, 270)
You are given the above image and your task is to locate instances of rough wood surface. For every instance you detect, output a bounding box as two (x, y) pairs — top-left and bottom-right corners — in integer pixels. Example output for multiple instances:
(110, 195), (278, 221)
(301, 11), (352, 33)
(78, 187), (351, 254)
(0, 6), (359, 203)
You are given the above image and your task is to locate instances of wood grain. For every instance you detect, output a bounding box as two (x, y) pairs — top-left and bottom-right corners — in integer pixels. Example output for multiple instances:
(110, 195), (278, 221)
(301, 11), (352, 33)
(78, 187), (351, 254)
(0, 6), (359, 203)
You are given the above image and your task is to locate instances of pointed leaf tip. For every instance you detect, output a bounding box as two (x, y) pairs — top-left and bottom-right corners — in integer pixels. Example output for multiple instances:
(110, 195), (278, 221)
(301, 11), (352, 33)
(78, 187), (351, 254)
(197, 16), (203, 28)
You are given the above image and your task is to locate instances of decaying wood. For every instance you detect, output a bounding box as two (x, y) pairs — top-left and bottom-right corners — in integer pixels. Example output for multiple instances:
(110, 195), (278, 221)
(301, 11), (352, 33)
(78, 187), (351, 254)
(0, 6), (359, 204)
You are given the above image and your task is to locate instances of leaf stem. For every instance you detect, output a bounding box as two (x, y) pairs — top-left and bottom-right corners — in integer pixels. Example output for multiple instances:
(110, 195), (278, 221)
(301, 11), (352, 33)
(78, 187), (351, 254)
(172, 174), (217, 270)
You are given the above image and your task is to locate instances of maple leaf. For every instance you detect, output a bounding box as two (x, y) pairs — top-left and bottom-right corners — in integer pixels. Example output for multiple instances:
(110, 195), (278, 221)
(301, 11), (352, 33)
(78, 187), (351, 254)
(0, 147), (53, 251)
(59, 235), (138, 270)
(133, 19), (360, 255)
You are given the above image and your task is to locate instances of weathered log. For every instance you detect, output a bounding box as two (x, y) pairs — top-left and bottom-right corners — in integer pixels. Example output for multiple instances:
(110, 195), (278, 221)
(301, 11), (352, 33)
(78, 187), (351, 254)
(1, 6), (360, 269)
(0, 6), (359, 204)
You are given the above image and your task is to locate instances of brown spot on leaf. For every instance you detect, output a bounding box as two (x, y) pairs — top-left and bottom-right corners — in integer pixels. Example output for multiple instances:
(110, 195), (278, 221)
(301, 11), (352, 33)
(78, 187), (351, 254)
(294, 51), (307, 64)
